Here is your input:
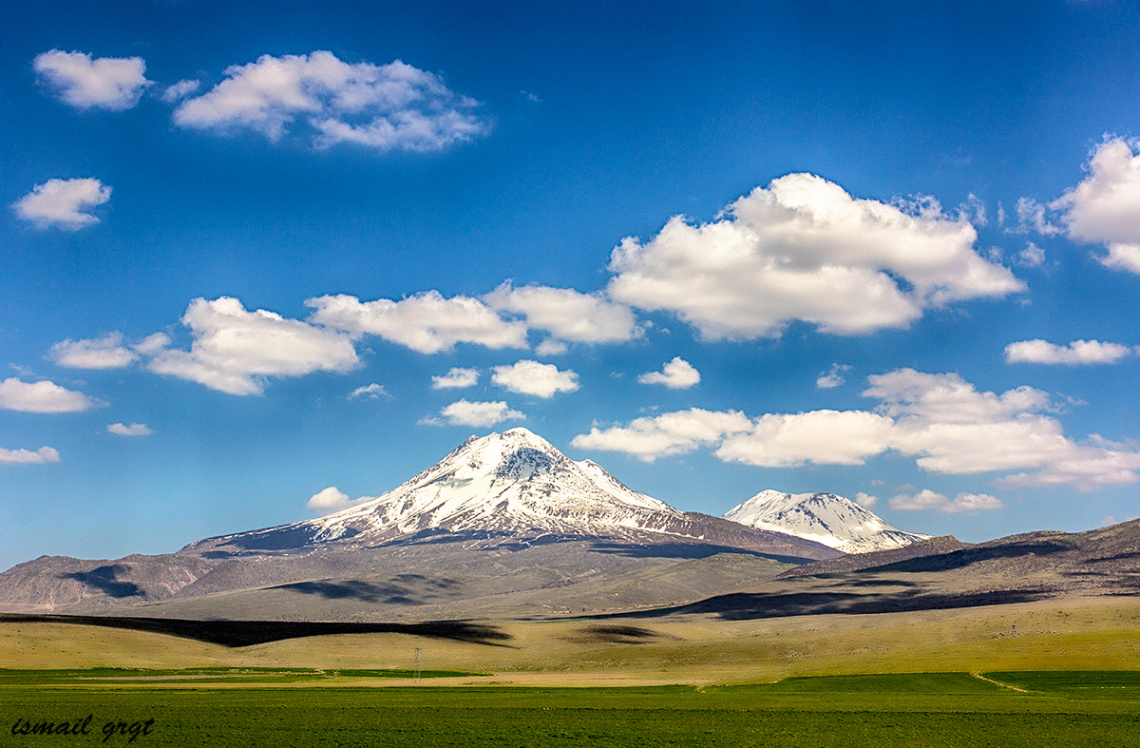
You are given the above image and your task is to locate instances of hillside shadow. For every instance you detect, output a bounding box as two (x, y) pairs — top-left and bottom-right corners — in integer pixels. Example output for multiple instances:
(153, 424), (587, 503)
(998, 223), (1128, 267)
(589, 541), (812, 564)
(0, 614), (515, 648)
(1085, 551), (1140, 564)
(205, 526), (331, 552)
(60, 566), (143, 599)
(274, 577), (461, 606)
(865, 541), (1073, 574)
(604, 587), (1054, 621)
(569, 625), (668, 644)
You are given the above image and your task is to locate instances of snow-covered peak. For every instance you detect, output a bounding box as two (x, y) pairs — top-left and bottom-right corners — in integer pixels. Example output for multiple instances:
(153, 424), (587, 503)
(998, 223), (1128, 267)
(724, 490), (929, 554)
(307, 428), (681, 542)
(185, 433), (845, 560)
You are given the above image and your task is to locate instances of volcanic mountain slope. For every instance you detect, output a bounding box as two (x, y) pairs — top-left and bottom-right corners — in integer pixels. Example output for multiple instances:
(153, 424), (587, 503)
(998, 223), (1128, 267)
(724, 490), (930, 554)
(0, 429), (836, 619)
(187, 429), (833, 556)
(616, 519), (1140, 621)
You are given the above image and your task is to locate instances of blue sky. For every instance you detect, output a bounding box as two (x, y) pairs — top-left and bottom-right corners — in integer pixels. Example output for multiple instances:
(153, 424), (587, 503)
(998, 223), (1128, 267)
(3, 0), (1140, 570)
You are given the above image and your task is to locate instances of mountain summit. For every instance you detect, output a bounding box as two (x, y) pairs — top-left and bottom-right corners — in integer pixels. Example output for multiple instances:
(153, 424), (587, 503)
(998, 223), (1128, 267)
(308, 427), (682, 540)
(188, 429), (831, 557)
(724, 490), (930, 554)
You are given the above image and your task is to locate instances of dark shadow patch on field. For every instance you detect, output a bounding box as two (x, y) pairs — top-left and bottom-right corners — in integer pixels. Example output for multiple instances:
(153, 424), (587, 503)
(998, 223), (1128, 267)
(1104, 576), (1140, 593)
(0, 614), (514, 648)
(1085, 551), (1140, 564)
(589, 541), (807, 564)
(864, 542), (1073, 574)
(274, 577), (461, 605)
(600, 587), (1054, 621)
(839, 578), (920, 588)
(59, 566), (143, 599)
(569, 625), (671, 644)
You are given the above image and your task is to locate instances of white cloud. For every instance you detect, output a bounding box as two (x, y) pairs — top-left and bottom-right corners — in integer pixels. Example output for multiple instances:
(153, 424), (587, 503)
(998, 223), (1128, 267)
(34, 50), (150, 110)
(147, 297), (360, 395)
(638, 357), (700, 389)
(997, 434), (1140, 489)
(1004, 339), (1135, 366)
(535, 339), (569, 356)
(492, 360), (579, 398)
(432, 367), (479, 389)
(888, 489), (1003, 514)
(50, 333), (136, 369)
(132, 333), (171, 356)
(348, 383), (391, 400)
(306, 292), (528, 354)
(864, 368), (1051, 424)
(0, 446), (61, 465)
(306, 486), (368, 513)
(571, 408), (752, 462)
(173, 51), (487, 152)
(854, 492), (879, 508)
(866, 370), (1140, 486)
(0, 378), (100, 413)
(1016, 242), (1045, 268)
(13, 178), (111, 230)
(574, 368), (1140, 488)
(716, 410), (896, 468)
(815, 363), (851, 389)
(161, 79), (200, 103)
(1051, 137), (1140, 272)
(484, 283), (640, 345)
(1013, 197), (1063, 236)
(607, 173), (1024, 340)
(428, 399), (525, 427)
(958, 193), (988, 227)
(108, 422), (152, 436)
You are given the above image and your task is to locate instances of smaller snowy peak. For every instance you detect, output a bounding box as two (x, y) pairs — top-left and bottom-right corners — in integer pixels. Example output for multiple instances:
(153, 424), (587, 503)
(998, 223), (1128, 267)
(724, 490), (929, 554)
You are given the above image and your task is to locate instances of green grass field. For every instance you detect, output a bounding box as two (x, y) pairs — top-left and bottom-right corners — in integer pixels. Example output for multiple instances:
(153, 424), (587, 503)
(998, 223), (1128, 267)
(0, 666), (484, 685)
(3, 672), (1139, 747)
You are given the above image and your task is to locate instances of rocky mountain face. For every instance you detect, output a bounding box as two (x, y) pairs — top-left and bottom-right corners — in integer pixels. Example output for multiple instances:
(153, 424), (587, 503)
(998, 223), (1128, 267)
(0, 429), (837, 618)
(724, 490), (930, 554)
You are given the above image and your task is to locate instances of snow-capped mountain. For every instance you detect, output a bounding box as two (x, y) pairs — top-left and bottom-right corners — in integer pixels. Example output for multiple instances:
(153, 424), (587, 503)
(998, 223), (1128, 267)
(724, 490), (930, 554)
(187, 429), (836, 558)
(310, 428), (682, 540)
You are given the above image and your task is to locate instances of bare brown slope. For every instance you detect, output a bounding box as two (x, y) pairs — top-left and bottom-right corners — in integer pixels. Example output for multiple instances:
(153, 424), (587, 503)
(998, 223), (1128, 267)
(615, 519), (1140, 621)
(0, 529), (822, 619)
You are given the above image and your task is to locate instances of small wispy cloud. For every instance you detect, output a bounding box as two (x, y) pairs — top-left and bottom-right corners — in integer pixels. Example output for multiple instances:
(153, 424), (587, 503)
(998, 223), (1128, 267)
(816, 363), (851, 389)
(108, 422), (153, 436)
(13, 178), (112, 230)
(348, 383), (391, 400)
(431, 367), (479, 390)
(34, 50), (150, 110)
(638, 357), (700, 389)
(0, 446), (61, 465)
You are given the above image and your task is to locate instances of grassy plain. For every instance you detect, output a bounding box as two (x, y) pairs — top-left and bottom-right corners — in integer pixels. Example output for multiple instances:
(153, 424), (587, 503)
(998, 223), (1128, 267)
(2, 597), (1140, 746)
(3, 674), (1140, 747)
(3, 596), (1138, 684)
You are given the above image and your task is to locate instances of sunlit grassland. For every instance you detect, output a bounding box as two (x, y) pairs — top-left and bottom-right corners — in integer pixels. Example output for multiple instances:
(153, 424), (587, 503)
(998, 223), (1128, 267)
(3, 673), (1139, 747)
(3, 597), (1140, 746)
(3, 597), (1138, 685)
